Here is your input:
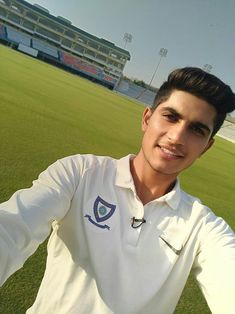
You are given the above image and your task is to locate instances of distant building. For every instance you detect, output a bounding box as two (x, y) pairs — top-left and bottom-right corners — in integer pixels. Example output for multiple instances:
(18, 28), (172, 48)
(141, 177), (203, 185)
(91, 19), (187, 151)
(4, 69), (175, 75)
(0, 0), (131, 89)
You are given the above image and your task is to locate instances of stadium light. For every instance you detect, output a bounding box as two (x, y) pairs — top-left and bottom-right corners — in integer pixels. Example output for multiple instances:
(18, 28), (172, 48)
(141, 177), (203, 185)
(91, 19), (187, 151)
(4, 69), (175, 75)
(136, 48), (168, 100)
(148, 48), (168, 87)
(203, 64), (213, 73)
(123, 33), (133, 49)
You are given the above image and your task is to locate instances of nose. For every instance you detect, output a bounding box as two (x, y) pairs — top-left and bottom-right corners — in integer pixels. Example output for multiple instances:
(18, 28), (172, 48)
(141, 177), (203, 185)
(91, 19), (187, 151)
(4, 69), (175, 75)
(167, 122), (187, 144)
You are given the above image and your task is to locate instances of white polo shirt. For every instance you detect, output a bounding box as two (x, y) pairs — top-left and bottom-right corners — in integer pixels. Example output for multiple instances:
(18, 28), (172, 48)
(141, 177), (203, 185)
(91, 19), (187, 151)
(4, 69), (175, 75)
(0, 154), (234, 314)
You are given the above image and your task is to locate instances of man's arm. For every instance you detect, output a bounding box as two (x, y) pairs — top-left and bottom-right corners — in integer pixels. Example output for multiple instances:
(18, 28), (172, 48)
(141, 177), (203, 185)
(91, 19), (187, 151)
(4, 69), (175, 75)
(0, 155), (81, 286)
(193, 213), (235, 314)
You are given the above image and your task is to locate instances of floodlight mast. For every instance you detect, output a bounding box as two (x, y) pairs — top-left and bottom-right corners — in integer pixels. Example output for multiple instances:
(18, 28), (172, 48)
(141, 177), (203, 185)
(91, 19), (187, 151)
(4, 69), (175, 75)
(203, 64), (213, 73)
(148, 48), (168, 87)
(136, 48), (168, 100)
(123, 33), (132, 49)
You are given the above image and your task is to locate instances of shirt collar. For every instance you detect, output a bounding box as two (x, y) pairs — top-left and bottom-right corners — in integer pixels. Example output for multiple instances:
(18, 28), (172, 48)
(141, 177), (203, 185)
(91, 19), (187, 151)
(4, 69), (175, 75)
(153, 179), (181, 210)
(115, 154), (135, 189)
(115, 154), (182, 210)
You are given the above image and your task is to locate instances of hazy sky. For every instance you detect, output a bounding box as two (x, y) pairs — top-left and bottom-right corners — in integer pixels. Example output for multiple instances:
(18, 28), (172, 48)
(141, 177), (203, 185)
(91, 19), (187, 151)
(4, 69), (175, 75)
(26, 0), (235, 95)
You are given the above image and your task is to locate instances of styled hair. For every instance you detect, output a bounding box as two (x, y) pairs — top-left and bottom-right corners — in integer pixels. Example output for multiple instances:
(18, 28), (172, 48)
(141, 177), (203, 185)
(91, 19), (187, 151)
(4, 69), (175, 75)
(152, 67), (235, 137)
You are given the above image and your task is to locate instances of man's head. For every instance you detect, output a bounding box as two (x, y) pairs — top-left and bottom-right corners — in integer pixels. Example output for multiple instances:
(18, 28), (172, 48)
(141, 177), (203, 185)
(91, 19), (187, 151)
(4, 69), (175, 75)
(152, 67), (235, 137)
(138, 68), (234, 179)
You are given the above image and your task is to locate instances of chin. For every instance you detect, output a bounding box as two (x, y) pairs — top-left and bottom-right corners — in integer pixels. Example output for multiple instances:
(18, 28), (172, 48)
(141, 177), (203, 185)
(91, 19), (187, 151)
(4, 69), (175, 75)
(149, 159), (184, 175)
(155, 168), (179, 176)
(149, 163), (177, 175)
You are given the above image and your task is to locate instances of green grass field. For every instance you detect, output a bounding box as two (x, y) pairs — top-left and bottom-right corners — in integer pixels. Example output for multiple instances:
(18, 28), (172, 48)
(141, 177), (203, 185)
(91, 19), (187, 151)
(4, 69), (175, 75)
(0, 44), (234, 313)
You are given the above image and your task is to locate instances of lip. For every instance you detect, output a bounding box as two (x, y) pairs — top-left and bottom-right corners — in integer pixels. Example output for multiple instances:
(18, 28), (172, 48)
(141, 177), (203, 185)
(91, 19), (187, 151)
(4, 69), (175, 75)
(157, 145), (184, 159)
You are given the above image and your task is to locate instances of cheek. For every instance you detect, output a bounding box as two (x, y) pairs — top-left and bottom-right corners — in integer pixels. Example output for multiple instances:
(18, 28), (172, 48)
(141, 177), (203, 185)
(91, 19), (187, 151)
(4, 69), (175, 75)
(143, 126), (157, 142)
(148, 120), (164, 134)
(187, 141), (210, 159)
(142, 129), (154, 150)
(143, 118), (167, 143)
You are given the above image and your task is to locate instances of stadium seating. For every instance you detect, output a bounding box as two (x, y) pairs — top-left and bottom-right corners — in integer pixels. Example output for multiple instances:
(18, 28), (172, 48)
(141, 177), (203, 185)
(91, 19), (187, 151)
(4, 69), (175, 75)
(6, 26), (31, 46)
(0, 0), (129, 90)
(32, 38), (59, 58)
(0, 24), (6, 40)
(59, 51), (116, 86)
(60, 51), (98, 75)
(116, 80), (156, 105)
(60, 51), (117, 86)
(103, 74), (116, 84)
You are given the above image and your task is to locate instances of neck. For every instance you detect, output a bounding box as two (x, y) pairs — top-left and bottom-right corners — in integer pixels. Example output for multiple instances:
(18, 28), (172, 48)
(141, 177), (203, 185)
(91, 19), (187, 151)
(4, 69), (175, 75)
(130, 153), (177, 205)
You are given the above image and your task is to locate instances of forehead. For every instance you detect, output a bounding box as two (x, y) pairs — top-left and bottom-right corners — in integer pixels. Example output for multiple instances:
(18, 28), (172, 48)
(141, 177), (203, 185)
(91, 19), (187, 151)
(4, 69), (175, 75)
(156, 90), (216, 124)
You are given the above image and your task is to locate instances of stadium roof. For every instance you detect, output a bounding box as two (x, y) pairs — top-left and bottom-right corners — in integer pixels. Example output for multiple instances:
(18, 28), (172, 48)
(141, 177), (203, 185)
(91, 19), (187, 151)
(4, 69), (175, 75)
(15, 0), (131, 59)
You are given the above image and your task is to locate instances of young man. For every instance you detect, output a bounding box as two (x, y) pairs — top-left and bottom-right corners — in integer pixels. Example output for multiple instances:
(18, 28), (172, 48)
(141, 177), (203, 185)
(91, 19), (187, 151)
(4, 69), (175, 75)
(0, 67), (234, 314)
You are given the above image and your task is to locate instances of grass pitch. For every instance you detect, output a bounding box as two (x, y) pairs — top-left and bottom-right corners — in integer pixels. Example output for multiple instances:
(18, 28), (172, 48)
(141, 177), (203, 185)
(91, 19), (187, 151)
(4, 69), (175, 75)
(0, 44), (234, 313)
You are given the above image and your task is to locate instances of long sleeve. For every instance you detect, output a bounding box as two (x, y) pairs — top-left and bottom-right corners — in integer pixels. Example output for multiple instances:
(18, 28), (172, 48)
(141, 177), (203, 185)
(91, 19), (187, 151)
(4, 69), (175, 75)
(193, 213), (235, 314)
(0, 155), (81, 286)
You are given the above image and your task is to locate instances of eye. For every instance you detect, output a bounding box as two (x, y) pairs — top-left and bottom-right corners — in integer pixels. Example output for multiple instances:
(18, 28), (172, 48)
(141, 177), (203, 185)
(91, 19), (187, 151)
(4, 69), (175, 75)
(163, 113), (179, 122)
(190, 125), (206, 136)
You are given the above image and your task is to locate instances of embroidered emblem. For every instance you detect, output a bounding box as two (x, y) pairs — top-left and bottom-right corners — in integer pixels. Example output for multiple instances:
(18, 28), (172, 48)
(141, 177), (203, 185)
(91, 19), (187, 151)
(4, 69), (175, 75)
(84, 196), (116, 230)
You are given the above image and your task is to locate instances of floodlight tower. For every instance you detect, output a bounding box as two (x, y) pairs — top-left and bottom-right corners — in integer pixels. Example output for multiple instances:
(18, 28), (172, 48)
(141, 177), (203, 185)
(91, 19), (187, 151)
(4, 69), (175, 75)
(123, 33), (133, 49)
(148, 48), (168, 87)
(203, 64), (213, 73)
(136, 48), (168, 100)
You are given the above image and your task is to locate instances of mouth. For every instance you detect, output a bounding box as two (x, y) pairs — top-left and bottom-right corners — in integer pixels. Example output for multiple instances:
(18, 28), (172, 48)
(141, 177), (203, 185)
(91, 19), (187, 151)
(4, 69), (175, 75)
(157, 145), (184, 158)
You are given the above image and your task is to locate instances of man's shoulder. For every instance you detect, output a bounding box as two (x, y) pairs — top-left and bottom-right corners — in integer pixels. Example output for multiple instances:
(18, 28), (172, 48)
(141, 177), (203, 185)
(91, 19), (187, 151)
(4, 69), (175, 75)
(179, 188), (212, 219)
(179, 189), (234, 236)
(176, 189), (228, 243)
(59, 153), (116, 163)
(57, 153), (118, 174)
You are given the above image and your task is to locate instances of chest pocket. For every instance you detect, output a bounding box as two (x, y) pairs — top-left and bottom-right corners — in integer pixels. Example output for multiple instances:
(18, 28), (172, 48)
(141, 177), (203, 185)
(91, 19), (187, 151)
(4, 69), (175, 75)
(159, 230), (183, 258)
(156, 225), (189, 264)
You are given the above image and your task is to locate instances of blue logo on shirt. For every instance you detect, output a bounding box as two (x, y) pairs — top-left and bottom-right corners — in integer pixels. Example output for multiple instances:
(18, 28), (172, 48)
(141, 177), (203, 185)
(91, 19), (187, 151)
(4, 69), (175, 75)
(84, 196), (116, 230)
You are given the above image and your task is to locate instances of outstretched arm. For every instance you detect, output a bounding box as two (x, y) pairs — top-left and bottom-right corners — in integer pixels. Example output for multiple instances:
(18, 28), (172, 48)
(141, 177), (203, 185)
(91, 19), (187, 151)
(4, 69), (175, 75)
(193, 214), (235, 314)
(0, 155), (81, 286)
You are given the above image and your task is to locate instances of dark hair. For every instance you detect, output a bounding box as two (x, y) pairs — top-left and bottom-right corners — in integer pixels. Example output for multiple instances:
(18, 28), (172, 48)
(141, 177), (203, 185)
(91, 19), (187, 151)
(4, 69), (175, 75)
(152, 67), (235, 137)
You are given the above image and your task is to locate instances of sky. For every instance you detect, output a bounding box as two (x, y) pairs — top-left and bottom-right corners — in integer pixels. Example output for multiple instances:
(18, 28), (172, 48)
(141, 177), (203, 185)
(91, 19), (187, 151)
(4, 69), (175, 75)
(26, 0), (235, 115)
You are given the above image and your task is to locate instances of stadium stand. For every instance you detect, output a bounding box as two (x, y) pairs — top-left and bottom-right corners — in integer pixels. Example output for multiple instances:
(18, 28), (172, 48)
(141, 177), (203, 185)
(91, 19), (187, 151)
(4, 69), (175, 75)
(116, 79), (156, 106)
(60, 51), (98, 75)
(6, 25), (31, 46)
(32, 38), (58, 59)
(103, 75), (116, 84)
(18, 42), (38, 57)
(0, 23), (6, 39)
(0, 0), (130, 89)
(59, 51), (116, 86)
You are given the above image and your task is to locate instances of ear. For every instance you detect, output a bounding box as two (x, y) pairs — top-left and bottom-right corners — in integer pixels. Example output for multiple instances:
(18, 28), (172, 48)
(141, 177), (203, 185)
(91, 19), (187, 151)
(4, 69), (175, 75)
(200, 138), (215, 157)
(142, 107), (153, 132)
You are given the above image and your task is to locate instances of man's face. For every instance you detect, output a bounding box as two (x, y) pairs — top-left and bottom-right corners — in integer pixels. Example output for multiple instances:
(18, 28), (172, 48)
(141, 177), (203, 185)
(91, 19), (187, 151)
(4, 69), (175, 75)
(140, 90), (216, 178)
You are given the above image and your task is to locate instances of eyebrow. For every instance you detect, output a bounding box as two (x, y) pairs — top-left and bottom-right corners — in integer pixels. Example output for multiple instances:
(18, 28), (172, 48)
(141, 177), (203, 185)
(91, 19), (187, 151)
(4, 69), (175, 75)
(161, 106), (212, 134)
